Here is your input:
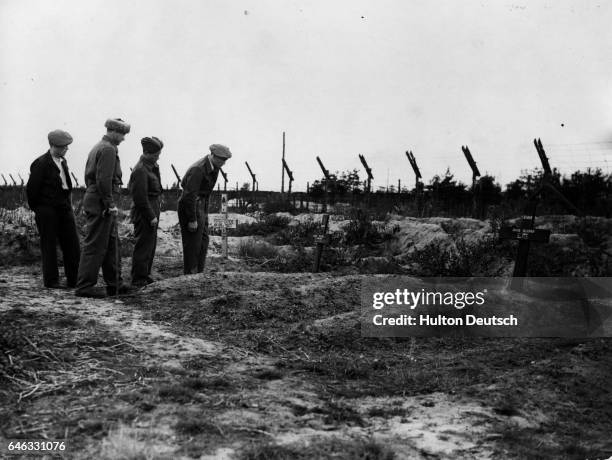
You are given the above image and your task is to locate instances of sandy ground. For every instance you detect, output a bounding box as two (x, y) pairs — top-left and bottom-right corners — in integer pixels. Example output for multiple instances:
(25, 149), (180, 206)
(0, 265), (552, 459)
(1, 209), (611, 458)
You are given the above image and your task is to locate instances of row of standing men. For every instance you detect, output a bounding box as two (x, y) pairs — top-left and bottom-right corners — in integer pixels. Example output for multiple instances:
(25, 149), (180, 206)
(26, 118), (232, 298)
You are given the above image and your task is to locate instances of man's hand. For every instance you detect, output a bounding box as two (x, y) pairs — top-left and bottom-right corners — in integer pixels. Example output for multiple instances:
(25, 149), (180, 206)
(103, 206), (119, 217)
(187, 221), (198, 232)
(150, 217), (158, 227)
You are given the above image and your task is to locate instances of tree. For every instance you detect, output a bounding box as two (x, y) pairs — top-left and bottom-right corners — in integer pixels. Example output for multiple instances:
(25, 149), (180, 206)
(426, 168), (470, 213)
(308, 169), (362, 198)
(477, 175), (502, 205)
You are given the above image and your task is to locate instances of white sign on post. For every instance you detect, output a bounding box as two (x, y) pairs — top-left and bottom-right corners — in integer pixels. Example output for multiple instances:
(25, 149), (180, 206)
(221, 194), (228, 258)
(212, 218), (237, 228)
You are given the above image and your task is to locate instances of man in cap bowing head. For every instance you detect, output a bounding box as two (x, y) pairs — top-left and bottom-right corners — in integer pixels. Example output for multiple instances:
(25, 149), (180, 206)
(26, 129), (80, 288)
(128, 136), (163, 287)
(178, 144), (232, 274)
(75, 118), (131, 298)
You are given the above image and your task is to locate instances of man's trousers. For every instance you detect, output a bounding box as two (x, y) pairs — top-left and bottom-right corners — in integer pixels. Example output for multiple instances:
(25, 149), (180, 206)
(178, 200), (209, 274)
(34, 204), (80, 287)
(75, 192), (122, 293)
(131, 200), (160, 285)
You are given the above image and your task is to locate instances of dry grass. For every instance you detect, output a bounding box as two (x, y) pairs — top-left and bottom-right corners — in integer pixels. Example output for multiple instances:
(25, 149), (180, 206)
(100, 424), (173, 460)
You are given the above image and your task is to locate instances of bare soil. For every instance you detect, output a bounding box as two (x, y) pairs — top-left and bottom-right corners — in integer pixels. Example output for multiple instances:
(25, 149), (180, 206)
(1, 256), (611, 459)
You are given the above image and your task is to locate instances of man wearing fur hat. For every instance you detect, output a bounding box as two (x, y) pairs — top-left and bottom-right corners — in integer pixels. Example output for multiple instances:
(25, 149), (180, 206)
(178, 144), (232, 274)
(128, 136), (163, 287)
(75, 118), (130, 298)
(26, 129), (80, 288)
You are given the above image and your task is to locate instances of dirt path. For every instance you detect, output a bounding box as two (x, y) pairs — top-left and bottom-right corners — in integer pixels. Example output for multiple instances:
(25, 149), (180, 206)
(1, 266), (534, 459)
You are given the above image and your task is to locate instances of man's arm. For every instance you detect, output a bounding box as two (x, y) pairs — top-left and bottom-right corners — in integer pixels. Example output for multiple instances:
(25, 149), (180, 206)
(95, 146), (117, 210)
(26, 159), (43, 209)
(181, 167), (203, 223)
(130, 168), (155, 222)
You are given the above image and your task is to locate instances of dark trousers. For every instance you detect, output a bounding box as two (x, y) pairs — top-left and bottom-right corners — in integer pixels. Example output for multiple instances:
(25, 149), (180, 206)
(178, 201), (209, 274)
(131, 202), (159, 284)
(75, 192), (122, 292)
(34, 204), (80, 287)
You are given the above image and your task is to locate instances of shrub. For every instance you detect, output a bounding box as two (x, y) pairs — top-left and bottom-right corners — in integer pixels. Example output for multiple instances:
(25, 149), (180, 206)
(237, 240), (280, 259)
(274, 218), (320, 246)
(409, 235), (512, 276)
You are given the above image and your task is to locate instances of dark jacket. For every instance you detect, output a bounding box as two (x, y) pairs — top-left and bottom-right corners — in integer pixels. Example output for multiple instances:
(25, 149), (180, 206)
(178, 155), (219, 222)
(83, 135), (122, 209)
(128, 155), (162, 222)
(26, 151), (73, 209)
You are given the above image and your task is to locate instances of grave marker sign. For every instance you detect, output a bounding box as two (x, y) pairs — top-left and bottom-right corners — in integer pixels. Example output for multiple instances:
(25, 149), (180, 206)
(499, 203), (551, 290)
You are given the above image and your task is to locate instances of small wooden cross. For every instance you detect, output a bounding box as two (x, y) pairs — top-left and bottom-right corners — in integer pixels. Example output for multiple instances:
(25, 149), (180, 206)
(313, 214), (330, 273)
(499, 202), (551, 289)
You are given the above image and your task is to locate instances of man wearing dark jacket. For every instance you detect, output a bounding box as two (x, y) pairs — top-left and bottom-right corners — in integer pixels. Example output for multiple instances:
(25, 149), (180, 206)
(26, 129), (80, 288)
(75, 118), (130, 298)
(178, 144), (232, 274)
(128, 136), (163, 287)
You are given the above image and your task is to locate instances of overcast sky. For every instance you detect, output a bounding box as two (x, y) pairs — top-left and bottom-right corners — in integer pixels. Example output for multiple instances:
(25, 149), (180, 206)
(1, 0), (611, 191)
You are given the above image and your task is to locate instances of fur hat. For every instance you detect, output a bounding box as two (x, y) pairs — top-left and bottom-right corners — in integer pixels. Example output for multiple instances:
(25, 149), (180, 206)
(48, 129), (73, 147)
(141, 136), (163, 154)
(209, 144), (232, 159)
(104, 118), (131, 134)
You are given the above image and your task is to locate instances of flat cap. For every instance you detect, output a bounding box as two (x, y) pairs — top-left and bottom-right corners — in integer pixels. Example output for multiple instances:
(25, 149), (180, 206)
(141, 136), (164, 154)
(104, 118), (131, 134)
(209, 144), (232, 159)
(48, 129), (73, 147)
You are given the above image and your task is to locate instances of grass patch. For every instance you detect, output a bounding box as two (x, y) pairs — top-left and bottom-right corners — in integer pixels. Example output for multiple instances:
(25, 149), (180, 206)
(237, 240), (281, 259)
(100, 424), (168, 460)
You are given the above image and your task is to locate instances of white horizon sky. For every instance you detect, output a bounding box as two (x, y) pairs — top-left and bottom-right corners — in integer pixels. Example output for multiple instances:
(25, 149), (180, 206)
(1, 0), (611, 191)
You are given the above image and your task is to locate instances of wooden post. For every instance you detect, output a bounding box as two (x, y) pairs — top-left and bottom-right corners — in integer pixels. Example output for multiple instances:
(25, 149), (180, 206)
(281, 131), (285, 194)
(245, 161), (257, 210)
(532, 138), (581, 215)
(219, 167), (228, 192)
(499, 201), (550, 290)
(499, 137), (581, 291)
(282, 159), (294, 196)
(406, 151), (423, 216)
(313, 214), (330, 272)
(70, 172), (80, 187)
(316, 156), (331, 213)
(8, 174), (17, 186)
(461, 146), (481, 218)
(221, 193), (228, 259)
(1, 174), (7, 186)
(171, 164), (182, 186)
(358, 154), (374, 209)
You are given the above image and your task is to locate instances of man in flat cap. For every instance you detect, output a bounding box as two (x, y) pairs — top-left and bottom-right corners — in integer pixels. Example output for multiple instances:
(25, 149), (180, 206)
(26, 130), (80, 288)
(178, 144), (232, 274)
(128, 136), (163, 287)
(75, 118), (130, 298)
